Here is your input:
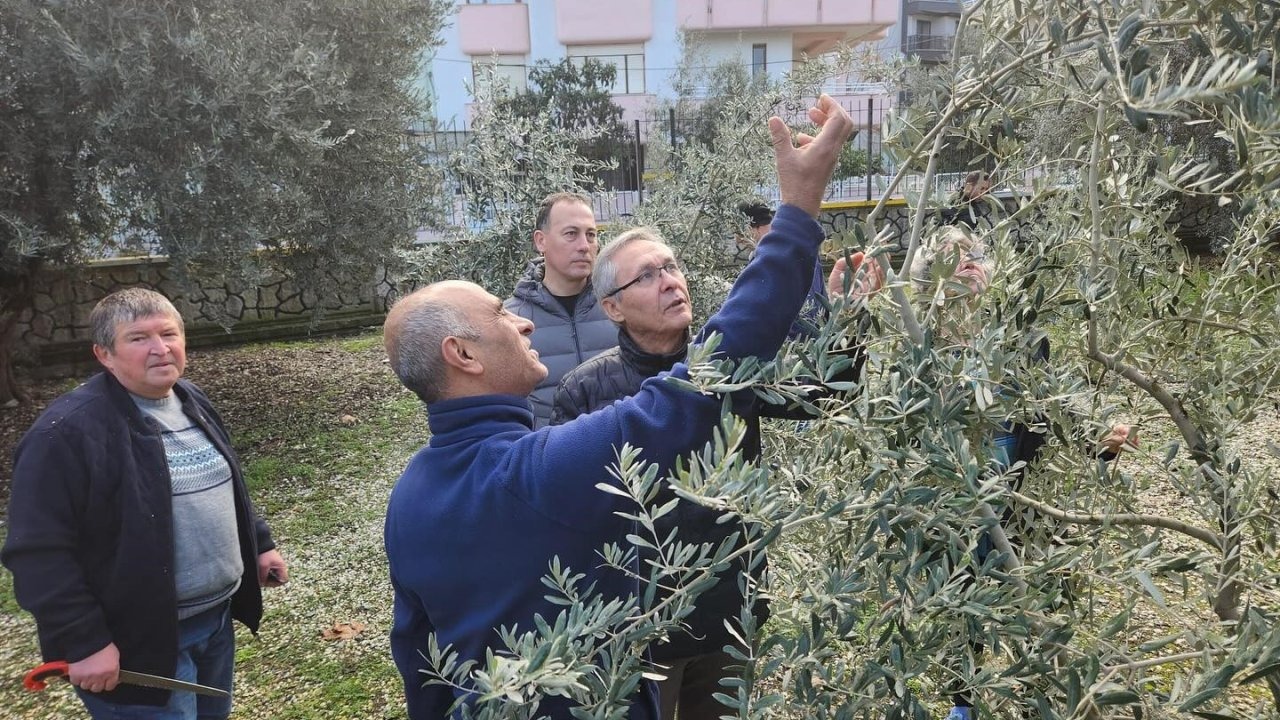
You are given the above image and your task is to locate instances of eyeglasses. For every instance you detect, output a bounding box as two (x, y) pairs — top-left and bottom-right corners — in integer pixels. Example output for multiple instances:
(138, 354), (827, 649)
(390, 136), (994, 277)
(604, 261), (682, 298)
(923, 247), (987, 276)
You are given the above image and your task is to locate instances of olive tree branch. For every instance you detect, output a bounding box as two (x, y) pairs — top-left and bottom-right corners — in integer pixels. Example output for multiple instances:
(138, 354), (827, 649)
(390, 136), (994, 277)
(1005, 488), (1222, 548)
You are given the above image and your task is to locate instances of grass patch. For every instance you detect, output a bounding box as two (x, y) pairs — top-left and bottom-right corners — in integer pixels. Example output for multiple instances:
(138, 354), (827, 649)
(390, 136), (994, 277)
(0, 563), (19, 615)
(338, 335), (385, 353)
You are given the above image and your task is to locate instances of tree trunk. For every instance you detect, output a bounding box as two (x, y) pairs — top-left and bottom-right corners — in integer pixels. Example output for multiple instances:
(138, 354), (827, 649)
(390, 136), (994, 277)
(0, 309), (30, 406)
(0, 273), (37, 406)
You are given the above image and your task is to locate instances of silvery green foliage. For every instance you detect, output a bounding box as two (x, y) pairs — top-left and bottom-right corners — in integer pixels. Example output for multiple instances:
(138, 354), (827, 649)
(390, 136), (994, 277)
(418, 1), (1280, 717)
(401, 64), (621, 298)
(0, 0), (449, 396)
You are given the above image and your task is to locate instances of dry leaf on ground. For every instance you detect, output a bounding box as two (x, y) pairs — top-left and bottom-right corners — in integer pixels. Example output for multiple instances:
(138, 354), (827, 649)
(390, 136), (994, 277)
(321, 620), (367, 641)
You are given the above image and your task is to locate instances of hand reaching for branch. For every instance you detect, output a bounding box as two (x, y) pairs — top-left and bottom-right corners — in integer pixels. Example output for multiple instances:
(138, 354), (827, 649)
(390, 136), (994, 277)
(827, 252), (885, 302)
(1100, 424), (1137, 455)
(768, 94), (854, 218)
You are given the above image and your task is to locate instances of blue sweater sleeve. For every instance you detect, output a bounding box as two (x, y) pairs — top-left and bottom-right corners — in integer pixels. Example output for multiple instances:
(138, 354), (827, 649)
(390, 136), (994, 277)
(696, 204), (824, 357)
(506, 205), (824, 530)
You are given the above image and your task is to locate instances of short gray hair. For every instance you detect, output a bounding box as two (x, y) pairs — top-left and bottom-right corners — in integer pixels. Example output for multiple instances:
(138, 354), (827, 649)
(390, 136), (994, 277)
(593, 227), (669, 298)
(910, 226), (987, 292)
(89, 288), (184, 349)
(385, 296), (480, 404)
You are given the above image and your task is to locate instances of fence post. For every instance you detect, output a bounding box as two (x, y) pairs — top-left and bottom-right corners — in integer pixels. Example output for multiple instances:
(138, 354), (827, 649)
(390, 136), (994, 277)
(634, 118), (644, 205)
(669, 107), (677, 150)
(866, 97), (874, 203)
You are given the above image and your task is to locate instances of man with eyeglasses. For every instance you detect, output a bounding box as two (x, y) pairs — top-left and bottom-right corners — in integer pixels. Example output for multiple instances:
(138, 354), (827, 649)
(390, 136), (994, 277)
(550, 228), (877, 720)
(382, 96), (866, 719)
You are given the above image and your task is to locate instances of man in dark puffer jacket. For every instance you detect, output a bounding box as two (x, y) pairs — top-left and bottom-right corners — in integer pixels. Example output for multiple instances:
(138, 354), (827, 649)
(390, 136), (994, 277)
(551, 228), (878, 720)
(505, 192), (618, 428)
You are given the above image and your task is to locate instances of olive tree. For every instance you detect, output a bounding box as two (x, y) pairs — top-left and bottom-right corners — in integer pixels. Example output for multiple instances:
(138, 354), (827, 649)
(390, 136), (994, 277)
(411, 1), (1280, 718)
(0, 0), (449, 402)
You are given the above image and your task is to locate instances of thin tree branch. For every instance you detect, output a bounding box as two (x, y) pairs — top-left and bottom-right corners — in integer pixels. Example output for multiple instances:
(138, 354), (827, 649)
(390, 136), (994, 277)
(1005, 489), (1222, 549)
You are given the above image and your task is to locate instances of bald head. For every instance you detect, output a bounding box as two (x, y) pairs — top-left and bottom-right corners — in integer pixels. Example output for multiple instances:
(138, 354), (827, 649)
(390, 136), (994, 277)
(384, 282), (482, 403)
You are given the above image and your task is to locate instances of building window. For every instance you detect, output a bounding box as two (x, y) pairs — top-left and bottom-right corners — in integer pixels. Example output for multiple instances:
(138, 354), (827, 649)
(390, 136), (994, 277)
(916, 19), (933, 36)
(567, 43), (646, 95)
(752, 43), (767, 79)
(471, 55), (527, 95)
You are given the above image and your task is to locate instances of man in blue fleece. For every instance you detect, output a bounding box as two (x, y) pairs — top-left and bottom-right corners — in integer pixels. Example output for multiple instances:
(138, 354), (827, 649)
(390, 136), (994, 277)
(383, 95), (855, 720)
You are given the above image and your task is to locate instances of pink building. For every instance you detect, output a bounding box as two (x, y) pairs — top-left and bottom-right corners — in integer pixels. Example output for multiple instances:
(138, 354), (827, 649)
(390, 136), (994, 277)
(433, 0), (897, 127)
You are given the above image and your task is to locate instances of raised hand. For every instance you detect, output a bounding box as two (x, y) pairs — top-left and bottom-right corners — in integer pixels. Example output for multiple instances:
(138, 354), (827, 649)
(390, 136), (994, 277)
(1100, 424), (1138, 454)
(767, 94), (855, 218)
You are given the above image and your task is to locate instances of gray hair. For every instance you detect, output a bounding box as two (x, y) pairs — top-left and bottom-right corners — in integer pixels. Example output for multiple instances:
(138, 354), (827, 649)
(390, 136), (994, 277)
(385, 296), (480, 404)
(89, 288), (184, 349)
(593, 227), (670, 299)
(910, 226), (988, 293)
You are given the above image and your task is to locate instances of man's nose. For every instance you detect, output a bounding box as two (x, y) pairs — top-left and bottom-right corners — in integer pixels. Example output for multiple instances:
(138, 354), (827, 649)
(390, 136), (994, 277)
(518, 316), (535, 335)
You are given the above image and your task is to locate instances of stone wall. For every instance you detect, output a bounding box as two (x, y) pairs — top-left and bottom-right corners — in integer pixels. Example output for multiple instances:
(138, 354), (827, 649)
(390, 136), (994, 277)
(15, 196), (1036, 377)
(16, 256), (392, 375)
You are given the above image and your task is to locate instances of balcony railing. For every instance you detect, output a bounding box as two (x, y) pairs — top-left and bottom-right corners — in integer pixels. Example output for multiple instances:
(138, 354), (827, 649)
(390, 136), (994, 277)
(905, 34), (955, 54)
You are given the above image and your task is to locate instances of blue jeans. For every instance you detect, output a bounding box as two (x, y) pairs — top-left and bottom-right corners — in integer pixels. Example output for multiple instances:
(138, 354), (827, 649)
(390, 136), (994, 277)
(77, 602), (235, 720)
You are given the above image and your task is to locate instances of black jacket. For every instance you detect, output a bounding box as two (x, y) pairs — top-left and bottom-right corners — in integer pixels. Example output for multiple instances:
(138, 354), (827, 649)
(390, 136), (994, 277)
(552, 329), (866, 659)
(1, 372), (275, 706)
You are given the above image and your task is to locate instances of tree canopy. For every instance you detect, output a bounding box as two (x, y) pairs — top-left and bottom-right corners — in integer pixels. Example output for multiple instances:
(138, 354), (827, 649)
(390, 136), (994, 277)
(0, 0), (450, 400)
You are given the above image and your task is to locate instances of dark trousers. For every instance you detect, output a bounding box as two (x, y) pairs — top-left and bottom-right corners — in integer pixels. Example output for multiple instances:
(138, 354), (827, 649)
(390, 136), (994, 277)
(655, 650), (740, 720)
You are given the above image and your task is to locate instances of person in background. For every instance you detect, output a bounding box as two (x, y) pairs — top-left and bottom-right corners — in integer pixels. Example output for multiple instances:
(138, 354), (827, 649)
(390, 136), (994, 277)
(504, 192), (618, 427)
(2, 288), (287, 720)
(910, 227), (1133, 720)
(738, 201), (776, 255)
(551, 227), (879, 720)
(940, 170), (997, 230)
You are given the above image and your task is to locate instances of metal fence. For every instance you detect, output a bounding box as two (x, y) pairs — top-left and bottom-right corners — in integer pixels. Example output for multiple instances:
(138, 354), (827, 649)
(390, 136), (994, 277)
(407, 100), (997, 230)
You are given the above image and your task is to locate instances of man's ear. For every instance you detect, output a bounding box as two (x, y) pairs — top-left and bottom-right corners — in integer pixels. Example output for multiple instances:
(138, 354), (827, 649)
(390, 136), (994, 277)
(441, 336), (483, 376)
(532, 229), (547, 255)
(600, 297), (626, 324)
(92, 344), (113, 369)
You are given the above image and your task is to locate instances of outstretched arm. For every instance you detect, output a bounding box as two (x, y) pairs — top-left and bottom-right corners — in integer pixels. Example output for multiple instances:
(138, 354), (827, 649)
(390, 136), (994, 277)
(521, 97), (856, 527)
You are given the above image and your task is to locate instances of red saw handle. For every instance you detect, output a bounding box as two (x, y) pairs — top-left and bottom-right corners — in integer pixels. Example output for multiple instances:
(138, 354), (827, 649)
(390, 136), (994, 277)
(23, 661), (70, 691)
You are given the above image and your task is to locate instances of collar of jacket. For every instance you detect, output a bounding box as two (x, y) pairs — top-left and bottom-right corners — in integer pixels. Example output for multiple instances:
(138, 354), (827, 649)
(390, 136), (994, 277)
(98, 371), (200, 433)
(510, 257), (601, 318)
(617, 328), (689, 378)
(425, 394), (534, 446)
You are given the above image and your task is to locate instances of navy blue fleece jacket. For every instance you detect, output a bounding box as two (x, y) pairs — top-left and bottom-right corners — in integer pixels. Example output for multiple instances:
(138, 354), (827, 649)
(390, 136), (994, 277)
(1, 373), (274, 707)
(384, 204), (823, 719)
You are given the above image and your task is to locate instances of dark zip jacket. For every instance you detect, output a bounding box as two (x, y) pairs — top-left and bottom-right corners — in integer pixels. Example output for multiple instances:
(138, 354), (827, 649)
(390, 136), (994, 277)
(551, 320), (867, 660)
(504, 258), (617, 428)
(2, 372), (275, 706)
